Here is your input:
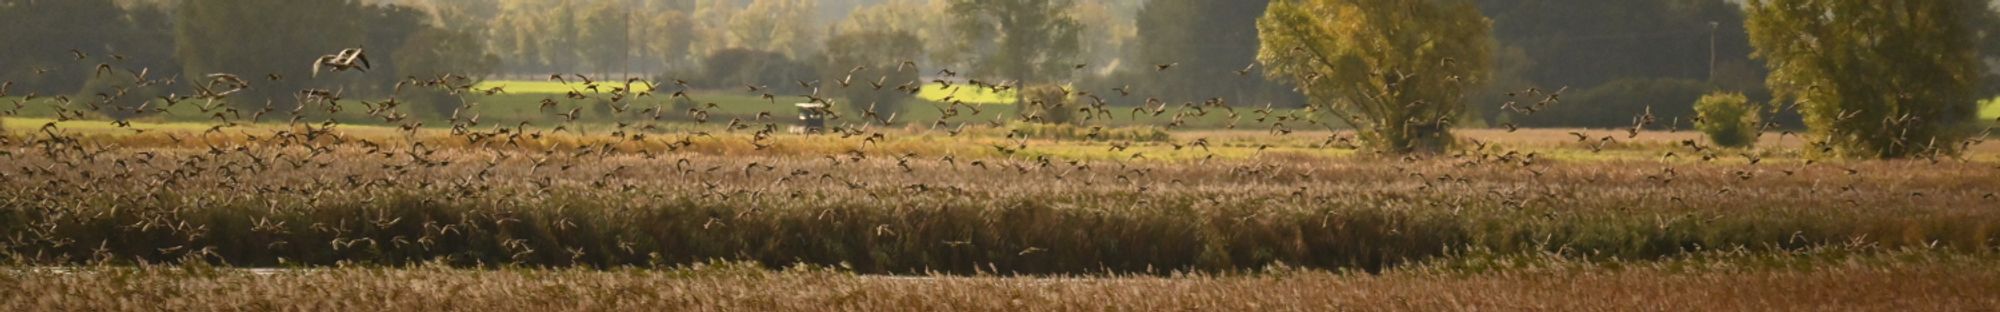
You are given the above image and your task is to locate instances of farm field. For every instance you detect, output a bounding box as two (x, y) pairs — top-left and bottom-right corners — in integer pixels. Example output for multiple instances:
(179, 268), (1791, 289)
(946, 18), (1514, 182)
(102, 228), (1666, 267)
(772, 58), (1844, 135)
(6, 95), (2000, 309)
(4, 112), (1999, 268)
(1984, 99), (2000, 121)
(7, 74), (2000, 311)
(473, 80), (658, 95)
(7, 255), (1999, 310)
(5, 83), (1286, 130)
(916, 83), (1018, 105)
(15, 0), (2000, 309)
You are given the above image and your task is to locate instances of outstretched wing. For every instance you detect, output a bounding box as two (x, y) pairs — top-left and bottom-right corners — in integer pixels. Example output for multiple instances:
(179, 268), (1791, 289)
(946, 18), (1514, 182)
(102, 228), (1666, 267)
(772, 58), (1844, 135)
(312, 56), (327, 78)
(353, 50), (371, 71)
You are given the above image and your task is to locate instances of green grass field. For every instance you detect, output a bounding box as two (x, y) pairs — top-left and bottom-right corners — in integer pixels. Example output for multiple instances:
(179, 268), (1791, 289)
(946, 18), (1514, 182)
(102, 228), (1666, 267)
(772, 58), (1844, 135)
(423, 82), (2000, 126)
(1982, 98), (2000, 121)
(5, 84), (1322, 130)
(916, 84), (1016, 105)
(473, 80), (656, 94)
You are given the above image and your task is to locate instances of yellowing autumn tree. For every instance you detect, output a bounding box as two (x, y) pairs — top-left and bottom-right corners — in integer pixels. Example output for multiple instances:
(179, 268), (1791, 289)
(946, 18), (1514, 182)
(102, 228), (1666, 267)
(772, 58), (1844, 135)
(1745, 0), (1984, 158)
(1256, 0), (1493, 153)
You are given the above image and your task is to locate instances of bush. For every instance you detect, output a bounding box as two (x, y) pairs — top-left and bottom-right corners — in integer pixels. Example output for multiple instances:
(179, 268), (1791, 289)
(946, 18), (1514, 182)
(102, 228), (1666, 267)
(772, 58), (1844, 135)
(1018, 85), (1076, 124)
(1694, 92), (1760, 148)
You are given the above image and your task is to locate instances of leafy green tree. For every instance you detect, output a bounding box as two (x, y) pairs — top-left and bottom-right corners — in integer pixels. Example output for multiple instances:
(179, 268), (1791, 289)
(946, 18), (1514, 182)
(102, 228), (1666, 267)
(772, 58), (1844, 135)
(699, 48), (816, 94)
(644, 9), (697, 72)
(1472, 0), (1767, 129)
(821, 30), (924, 116)
(395, 27), (500, 118)
(1256, 0), (1494, 153)
(1070, 1), (1132, 69)
(357, 4), (434, 98)
(0, 0), (171, 118)
(1745, 0), (1984, 158)
(948, 0), (1083, 86)
(1509, 78), (1710, 128)
(537, 1), (581, 74)
(0, 0), (140, 94)
(489, 0), (553, 72)
(1134, 0), (1298, 105)
(842, 0), (962, 68)
(175, 0), (366, 109)
(579, 1), (631, 77)
(728, 0), (819, 60)
(77, 74), (169, 120)
(1478, 0), (1759, 90)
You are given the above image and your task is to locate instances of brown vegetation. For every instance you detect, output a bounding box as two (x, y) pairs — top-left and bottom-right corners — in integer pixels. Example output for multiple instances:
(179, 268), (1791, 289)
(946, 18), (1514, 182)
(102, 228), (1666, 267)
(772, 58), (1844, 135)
(4, 256), (1996, 311)
(2, 126), (1996, 274)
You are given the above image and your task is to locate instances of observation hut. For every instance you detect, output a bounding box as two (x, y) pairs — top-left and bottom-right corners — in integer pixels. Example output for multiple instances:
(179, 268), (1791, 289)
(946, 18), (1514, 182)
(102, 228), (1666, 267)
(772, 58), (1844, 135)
(793, 102), (827, 134)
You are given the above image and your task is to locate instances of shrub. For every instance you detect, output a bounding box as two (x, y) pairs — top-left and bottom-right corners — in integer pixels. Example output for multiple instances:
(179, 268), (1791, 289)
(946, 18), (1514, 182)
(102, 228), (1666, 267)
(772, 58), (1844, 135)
(1695, 92), (1760, 148)
(1018, 85), (1076, 124)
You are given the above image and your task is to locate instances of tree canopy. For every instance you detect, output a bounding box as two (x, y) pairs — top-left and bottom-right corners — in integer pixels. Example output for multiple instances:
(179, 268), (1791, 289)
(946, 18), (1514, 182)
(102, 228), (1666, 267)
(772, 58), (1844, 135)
(1257, 0), (1493, 153)
(1133, 0), (1299, 106)
(1745, 0), (1984, 158)
(949, 0), (1084, 86)
(0, 0), (174, 94)
(175, 0), (368, 108)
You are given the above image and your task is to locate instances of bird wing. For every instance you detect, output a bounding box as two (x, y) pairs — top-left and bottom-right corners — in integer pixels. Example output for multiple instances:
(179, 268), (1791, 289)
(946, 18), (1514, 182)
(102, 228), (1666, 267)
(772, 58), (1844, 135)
(353, 52), (371, 71)
(311, 59), (325, 78)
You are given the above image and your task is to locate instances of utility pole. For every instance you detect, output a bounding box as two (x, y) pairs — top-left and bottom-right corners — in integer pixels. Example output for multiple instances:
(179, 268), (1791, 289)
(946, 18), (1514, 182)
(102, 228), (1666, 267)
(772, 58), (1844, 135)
(624, 2), (633, 82)
(1709, 21), (1719, 82)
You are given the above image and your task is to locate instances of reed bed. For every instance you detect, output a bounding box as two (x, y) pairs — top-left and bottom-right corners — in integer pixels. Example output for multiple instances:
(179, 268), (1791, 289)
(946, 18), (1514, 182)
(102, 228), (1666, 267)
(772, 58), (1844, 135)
(2, 136), (1995, 274)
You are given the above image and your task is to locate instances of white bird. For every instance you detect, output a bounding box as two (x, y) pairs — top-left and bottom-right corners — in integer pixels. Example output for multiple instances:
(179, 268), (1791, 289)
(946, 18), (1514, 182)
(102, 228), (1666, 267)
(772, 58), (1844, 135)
(312, 48), (371, 77)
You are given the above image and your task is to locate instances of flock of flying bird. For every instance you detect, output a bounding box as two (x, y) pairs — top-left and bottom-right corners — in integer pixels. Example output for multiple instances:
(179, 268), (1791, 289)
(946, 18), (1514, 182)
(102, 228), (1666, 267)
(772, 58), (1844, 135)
(3, 45), (1999, 264)
(2, 45), (1998, 198)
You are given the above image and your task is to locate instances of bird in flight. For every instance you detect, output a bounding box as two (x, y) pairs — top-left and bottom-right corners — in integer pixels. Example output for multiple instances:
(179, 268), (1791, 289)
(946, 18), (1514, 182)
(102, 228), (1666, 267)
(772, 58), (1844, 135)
(313, 48), (371, 77)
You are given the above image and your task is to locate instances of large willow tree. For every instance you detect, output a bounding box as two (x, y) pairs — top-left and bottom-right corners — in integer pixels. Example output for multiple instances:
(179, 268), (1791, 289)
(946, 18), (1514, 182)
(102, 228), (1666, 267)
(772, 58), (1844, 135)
(1257, 0), (1493, 153)
(1745, 0), (1984, 158)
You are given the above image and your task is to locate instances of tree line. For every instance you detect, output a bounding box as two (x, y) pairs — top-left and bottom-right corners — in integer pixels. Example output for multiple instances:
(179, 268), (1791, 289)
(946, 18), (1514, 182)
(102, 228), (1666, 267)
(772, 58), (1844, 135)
(1, 0), (494, 118)
(1259, 0), (1996, 158)
(4, 0), (1995, 158)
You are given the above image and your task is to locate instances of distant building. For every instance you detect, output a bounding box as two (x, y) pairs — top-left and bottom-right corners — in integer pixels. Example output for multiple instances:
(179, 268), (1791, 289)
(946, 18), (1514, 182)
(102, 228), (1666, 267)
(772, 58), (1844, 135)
(794, 103), (827, 133)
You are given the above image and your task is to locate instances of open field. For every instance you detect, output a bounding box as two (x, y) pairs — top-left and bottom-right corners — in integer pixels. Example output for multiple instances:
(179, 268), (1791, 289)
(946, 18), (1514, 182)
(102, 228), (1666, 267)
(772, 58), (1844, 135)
(473, 80), (658, 95)
(13, 0), (2000, 309)
(5, 85), (1282, 129)
(917, 84), (1018, 105)
(1984, 99), (2000, 121)
(4, 97), (1999, 308)
(2, 118), (1998, 272)
(5, 252), (1998, 311)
